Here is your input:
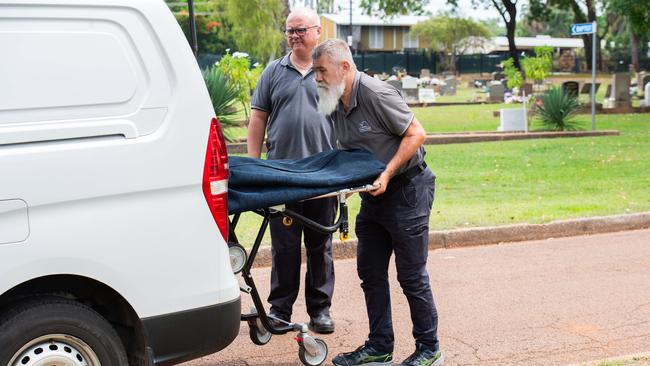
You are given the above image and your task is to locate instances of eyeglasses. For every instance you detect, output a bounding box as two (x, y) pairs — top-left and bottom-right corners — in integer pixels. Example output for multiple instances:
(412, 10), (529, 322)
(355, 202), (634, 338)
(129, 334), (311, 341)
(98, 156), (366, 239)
(285, 25), (318, 36)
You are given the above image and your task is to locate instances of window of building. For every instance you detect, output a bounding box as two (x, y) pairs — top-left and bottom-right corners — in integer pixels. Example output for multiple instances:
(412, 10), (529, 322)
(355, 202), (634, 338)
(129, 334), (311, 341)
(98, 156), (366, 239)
(403, 29), (419, 49)
(369, 26), (383, 49)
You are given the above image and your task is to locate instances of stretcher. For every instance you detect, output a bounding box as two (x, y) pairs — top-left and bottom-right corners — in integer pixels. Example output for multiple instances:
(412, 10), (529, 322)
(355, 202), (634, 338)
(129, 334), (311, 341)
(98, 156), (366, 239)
(228, 183), (379, 366)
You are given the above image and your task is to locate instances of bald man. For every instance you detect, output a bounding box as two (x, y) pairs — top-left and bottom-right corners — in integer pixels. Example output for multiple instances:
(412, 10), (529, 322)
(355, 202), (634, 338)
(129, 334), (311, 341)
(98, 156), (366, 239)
(247, 7), (336, 334)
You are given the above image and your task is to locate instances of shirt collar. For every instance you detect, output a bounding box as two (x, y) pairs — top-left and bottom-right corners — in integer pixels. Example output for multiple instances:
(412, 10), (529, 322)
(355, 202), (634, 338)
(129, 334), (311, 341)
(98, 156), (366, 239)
(280, 52), (314, 78)
(279, 53), (291, 67)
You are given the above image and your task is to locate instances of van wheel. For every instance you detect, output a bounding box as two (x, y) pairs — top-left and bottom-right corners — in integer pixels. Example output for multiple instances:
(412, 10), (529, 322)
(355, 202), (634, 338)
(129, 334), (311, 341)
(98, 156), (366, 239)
(0, 297), (129, 366)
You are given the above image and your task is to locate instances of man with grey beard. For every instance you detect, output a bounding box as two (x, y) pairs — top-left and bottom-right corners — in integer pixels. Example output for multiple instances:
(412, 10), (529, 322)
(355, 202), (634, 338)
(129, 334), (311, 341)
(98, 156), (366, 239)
(312, 38), (444, 366)
(247, 7), (336, 334)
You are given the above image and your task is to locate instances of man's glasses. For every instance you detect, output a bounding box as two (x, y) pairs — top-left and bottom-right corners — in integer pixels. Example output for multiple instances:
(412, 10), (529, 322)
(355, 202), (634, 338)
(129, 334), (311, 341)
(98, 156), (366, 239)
(285, 25), (318, 36)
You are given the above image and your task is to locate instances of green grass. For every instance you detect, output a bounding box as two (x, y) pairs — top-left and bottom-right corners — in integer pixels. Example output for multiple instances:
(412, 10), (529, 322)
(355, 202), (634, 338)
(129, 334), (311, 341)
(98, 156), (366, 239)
(412, 103), (519, 132)
(427, 113), (650, 230)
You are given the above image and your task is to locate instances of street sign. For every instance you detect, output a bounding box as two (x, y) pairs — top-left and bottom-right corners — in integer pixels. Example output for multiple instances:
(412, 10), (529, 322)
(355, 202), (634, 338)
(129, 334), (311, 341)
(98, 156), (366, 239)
(571, 23), (595, 35)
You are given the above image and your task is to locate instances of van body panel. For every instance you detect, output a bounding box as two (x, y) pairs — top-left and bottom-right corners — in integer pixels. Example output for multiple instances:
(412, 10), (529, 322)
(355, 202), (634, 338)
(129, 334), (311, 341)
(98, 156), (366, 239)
(0, 0), (240, 362)
(0, 199), (29, 244)
(0, 2), (175, 142)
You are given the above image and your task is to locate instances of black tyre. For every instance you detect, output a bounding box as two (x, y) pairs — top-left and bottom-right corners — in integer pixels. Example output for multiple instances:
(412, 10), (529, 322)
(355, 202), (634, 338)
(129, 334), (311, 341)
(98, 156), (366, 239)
(248, 322), (272, 346)
(298, 338), (328, 366)
(0, 296), (129, 366)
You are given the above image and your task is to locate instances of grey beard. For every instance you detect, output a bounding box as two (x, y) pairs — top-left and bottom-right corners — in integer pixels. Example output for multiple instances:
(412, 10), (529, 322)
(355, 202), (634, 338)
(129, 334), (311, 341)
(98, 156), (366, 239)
(317, 81), (345, 116)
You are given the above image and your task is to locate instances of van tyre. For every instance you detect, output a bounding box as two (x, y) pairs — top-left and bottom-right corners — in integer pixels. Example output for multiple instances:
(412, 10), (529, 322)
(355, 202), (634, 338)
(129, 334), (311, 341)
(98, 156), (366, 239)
(0, 296), (129, 366)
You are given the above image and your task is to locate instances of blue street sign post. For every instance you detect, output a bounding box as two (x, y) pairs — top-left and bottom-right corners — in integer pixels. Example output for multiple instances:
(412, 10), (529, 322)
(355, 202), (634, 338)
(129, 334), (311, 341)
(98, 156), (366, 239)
(572, 22), (597, 130)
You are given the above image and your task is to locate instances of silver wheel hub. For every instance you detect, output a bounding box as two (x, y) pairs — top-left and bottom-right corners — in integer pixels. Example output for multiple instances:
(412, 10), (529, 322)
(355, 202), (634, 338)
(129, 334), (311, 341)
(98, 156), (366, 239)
(10, 334), (100, 366)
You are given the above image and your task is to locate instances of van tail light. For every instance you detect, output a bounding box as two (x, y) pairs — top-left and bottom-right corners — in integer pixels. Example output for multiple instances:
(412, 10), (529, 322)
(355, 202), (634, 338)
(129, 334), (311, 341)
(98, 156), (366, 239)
(203, 117), (229, 242)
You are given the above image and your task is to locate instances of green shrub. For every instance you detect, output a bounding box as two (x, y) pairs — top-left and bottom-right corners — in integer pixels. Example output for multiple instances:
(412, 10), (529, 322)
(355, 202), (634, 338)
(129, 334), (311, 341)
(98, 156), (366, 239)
(521, 46), (553, 84)
(202, 65), (241, 141)
(216, 51), (262, 121)
(502, 58), (523, 89)
(534, 86), (583, 131)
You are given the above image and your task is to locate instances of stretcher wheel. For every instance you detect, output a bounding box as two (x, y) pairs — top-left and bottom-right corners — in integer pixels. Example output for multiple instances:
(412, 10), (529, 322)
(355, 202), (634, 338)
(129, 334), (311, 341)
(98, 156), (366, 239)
(298, 338), (328, 366)
(339, 232), (349, 241)
(282, 217), (293, 226)
(249, 323), (272, 345)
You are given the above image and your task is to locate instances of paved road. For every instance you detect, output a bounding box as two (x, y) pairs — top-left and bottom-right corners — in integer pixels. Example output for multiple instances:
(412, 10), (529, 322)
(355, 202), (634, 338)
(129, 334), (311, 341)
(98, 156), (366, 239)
(183, 229), (650, 366)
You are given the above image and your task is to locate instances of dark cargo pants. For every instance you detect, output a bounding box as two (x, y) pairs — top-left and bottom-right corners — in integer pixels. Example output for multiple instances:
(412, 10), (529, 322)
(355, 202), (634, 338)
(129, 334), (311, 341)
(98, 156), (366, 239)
(268, 197), (337, 320)
(356, 168), (439, 353)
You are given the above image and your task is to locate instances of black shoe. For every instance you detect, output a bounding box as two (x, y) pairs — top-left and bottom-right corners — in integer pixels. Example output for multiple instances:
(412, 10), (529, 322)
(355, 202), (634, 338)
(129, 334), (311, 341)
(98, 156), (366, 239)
(267, 313), (290, 330)
(309, 313), (335, 334)
(396, 343), (444, 366)
(332, 344), (393, 366)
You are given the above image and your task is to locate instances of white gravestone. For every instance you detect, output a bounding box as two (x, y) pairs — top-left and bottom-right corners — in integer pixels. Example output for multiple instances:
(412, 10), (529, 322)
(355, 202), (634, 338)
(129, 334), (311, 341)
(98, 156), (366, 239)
(498, 108), (527, 132)
(418, 88), (436, 103)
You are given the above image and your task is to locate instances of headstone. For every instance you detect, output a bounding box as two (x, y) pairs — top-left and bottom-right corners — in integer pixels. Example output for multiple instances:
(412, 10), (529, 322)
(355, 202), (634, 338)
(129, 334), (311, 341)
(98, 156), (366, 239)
(441, 76), (457, 96)
(562, 81), (580, 98)
(612, 73), (631, 107)
(643, 82), (650, 107)
(520, 83), (533, 96)
(492, 71), (505, 81)
(401, 76), (418, 89)
(401, 76), (419, 103)
(580, 83), (601, 94)
(420, 69), (431, 79)
(489, 84), (505, 102)
(498, 108), (527, 132)
(418, 88), (436, 103)
(604, 84), (612, 99)
(643, 74), (650, 90)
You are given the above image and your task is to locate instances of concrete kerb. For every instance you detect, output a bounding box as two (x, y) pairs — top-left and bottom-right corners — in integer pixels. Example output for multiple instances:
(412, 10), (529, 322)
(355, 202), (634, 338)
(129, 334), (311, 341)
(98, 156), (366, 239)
(250, 211), (650, 268)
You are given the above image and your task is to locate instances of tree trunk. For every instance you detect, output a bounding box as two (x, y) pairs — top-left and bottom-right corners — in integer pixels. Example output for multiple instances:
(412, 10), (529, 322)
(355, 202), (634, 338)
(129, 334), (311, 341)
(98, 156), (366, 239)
(566, 0), (590, 71)
(505, 19), (521, 71)
(630, 29), (640, 73)
(630, 30), (642, 95)
(585, 0), (603, 71)
(581, 34), (592, 71)
(495, 0), (520, 71)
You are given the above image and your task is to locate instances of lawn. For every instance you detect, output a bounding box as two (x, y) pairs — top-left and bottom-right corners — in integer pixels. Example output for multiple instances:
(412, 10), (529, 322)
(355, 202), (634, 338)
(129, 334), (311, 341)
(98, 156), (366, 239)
(229, 101), (650, 247)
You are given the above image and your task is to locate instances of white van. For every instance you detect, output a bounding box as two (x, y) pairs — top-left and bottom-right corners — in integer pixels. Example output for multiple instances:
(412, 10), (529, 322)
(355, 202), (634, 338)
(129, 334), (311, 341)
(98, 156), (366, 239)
(0, 1), (240, 365)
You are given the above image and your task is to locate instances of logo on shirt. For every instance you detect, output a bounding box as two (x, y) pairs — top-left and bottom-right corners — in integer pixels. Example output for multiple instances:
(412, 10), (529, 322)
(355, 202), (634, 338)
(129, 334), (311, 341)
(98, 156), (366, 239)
(358, 120), (372, 133)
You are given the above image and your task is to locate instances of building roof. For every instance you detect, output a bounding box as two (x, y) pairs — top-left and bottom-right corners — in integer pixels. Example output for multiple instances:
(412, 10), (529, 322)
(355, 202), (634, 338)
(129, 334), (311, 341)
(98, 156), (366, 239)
(493, 36), (583, 50)
(321, 13), (429, 26)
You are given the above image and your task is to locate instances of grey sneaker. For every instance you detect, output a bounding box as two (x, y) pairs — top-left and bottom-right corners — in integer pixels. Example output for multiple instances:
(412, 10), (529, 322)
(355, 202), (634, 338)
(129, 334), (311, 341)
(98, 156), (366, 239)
(332, 344), (393, 366)
(396, 343), (444, 366)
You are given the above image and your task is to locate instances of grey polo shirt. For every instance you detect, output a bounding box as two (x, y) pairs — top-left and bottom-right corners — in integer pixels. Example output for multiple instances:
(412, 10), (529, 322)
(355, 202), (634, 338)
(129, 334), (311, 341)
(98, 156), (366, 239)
(328, 72), (424, 175)
(251, 53), (335, 160)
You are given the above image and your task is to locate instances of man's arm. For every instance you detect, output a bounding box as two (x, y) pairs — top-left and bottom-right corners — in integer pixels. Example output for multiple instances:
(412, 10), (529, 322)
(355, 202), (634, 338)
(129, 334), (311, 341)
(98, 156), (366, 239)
(370, 116), (426, 196)
(247, 109), (269, 158)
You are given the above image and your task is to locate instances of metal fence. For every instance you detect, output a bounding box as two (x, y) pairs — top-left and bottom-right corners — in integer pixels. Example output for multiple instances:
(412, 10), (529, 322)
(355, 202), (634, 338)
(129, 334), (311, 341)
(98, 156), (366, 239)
(352, 51), (437, 76)
(351, 51), (509, 76)
(456, 54), (508, 75)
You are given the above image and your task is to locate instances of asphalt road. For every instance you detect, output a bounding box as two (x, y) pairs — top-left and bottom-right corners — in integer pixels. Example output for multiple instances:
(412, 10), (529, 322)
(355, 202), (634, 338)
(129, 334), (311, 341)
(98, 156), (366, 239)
(183, 229), (650, 366)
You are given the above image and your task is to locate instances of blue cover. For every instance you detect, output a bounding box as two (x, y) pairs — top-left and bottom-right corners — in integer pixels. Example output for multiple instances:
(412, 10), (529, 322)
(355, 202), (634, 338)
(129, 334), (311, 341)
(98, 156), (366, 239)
(228, 149), (385, 214)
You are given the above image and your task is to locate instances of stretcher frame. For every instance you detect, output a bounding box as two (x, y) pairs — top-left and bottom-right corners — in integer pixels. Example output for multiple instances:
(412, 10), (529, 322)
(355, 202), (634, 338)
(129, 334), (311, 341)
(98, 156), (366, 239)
(228, 184), (378, 366)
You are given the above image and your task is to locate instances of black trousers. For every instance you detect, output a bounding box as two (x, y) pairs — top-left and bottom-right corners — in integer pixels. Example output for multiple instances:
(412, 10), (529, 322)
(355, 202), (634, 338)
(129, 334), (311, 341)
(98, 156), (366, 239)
(356, 168), (439, 353)
(268, 197), (337, 320)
